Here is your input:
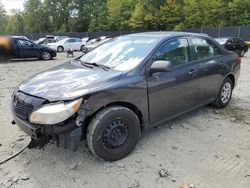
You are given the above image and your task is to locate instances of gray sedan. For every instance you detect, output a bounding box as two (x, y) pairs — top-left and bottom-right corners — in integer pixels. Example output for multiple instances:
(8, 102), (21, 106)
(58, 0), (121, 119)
(11, 32), (240, 161)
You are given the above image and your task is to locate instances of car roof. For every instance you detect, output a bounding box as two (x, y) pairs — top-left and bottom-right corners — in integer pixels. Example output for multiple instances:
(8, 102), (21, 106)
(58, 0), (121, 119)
(124, 31), (208, 39)
(12, 36), (29, 40)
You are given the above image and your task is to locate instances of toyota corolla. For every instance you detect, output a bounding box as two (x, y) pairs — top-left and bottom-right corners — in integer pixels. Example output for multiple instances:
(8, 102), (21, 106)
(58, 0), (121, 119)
(11, 32), (240, 161)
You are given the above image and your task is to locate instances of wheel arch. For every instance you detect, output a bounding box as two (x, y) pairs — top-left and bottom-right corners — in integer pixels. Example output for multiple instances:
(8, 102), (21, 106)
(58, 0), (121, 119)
(57, 45), (64, 51)
(226, 73), (235, 89)
(84, 101), (145, 132)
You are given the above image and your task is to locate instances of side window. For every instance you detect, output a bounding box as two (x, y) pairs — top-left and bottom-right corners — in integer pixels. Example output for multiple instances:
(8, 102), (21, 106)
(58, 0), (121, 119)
(18, 39), (32, 46)
(69, 39), (76, 43)
(154, 38), (190, 66)
(191, 37), (221, 60)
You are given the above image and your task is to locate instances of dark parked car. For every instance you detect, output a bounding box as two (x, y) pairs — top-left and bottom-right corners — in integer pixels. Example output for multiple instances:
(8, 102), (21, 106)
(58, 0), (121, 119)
(11, 32), (240, 161)
(215, 37), (248, 57)
(0, 36), (56, 60)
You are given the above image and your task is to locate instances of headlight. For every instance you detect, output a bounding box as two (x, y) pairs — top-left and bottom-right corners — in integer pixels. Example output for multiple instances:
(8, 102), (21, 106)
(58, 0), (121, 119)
(29, 98), (83, 125)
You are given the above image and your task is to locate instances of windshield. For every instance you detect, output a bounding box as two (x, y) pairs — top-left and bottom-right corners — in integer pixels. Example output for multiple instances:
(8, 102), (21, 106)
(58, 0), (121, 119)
(215, 38), (228, 45)
(36, 38), (46, 43)
(58, 38), (68, 43)
(80, 36), (160, 71)
(87, 39), (97, 44)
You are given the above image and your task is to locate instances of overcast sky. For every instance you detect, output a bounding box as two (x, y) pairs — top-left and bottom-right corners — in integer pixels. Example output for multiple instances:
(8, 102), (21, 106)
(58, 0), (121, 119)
(1, 0), (25, 14)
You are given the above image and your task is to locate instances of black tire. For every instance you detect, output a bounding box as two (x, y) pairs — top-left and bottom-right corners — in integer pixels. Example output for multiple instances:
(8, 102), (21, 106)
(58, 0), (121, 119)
(57, 46), (64, 52)
(80, 45), (85, 51)
(41, 51), (52, 60)
(212, 77), (233, 108)
(240, 50), (245, 57)
(87, 106), (141, 161)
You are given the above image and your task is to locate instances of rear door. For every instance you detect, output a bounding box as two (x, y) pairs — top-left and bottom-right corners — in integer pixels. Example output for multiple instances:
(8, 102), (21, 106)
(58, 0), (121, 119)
(189, 37), (226, 102)
(147, 37), (200, 124)
(63, 39), (72, 51)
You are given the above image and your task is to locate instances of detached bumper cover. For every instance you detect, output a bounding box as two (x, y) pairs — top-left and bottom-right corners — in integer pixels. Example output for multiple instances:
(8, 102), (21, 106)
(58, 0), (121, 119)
(13, 112), (40, 139)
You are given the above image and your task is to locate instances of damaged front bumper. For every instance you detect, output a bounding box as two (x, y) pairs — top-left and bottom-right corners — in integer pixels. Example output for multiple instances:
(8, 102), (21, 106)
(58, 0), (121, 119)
(12, 109), (87, 152)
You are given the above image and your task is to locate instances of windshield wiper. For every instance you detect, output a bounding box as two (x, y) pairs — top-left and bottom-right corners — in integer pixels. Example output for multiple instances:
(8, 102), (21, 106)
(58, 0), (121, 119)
(70, 59), (94, 69)
(71, 59), (110, 71)
(83, 62), (110, 71)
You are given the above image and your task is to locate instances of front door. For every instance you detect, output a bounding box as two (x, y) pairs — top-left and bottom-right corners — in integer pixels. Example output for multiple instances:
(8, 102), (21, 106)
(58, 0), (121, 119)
(147, 38), (200, 124)
(16, 39), (38, 58)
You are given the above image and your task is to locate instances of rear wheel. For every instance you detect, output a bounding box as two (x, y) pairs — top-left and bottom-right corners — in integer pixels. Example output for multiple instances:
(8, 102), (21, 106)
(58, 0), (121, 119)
(212, 77), (233, 108)
(57, 46), (64, 52)
(41, 51), (51, 60)
(87, 106), (141, 161)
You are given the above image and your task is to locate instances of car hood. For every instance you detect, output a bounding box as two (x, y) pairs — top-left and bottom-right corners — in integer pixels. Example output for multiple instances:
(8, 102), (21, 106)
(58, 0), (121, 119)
(19, 62), (122, 102)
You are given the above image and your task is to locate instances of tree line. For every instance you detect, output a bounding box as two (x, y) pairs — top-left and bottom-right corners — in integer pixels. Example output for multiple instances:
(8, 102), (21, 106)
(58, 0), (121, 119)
(0, 0), (249, 34)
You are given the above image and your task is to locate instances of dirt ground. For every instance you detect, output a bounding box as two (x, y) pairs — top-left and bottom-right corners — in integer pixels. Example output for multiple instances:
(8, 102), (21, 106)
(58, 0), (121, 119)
(0, 51), (250, 188)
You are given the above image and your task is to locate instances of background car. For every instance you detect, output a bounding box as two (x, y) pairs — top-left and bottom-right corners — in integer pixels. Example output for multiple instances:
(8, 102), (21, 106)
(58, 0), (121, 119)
(35, 37), (56, 45)
(1, 36), (56, 60)
(54, 36), (69, 42)
(47, 37), (85, 52)
(215, 37), (248, 57)
(81, 37), (92, 43)
(82, 37), (111, 53)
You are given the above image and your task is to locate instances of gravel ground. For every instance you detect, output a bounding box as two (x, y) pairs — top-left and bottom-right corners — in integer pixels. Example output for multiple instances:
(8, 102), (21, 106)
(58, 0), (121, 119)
(0, 51), (250, 188)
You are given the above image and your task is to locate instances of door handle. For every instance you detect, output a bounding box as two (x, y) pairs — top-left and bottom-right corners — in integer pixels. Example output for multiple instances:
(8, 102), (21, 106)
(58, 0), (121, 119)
(189, 69), (198, 76)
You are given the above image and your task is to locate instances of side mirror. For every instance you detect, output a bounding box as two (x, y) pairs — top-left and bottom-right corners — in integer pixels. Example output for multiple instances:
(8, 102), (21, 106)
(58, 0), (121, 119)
(150, 60), (172, 73)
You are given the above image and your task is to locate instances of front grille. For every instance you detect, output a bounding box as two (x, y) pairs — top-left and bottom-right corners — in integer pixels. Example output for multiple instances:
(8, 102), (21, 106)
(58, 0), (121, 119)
(13, 99), (33, 119)
(12, 91), (46, 120)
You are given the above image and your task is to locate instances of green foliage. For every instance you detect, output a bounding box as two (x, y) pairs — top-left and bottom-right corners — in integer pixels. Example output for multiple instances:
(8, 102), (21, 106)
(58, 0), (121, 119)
(158, 0), (183, 30)
(229, 0), (250, 26)
(0, 0), (249, 34)
(0, 3), (7, 34)
(130, 1), (147, 30)
(5, 10), (24, 34)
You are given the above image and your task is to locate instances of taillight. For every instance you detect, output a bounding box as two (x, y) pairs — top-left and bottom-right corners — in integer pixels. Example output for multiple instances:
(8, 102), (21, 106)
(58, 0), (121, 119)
(237, 57), (241, 64)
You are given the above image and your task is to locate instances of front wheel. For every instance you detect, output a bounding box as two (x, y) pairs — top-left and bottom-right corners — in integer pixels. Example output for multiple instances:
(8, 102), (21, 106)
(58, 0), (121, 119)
(212, 77), (233, 108)
(87, 106), (141, 161)
(57, 46), (64, 52)
(41, 51), (51, 60)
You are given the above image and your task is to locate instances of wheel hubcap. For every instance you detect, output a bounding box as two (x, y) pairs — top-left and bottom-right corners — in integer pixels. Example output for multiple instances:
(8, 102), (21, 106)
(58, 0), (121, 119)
(221, 82), (231, 103)
(43, 52), (50, 60)
(102, 119), (128, 148)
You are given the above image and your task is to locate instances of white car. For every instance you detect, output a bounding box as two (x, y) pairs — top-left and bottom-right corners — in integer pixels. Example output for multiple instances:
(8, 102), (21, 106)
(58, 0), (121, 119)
(47, 38), (85, 52)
